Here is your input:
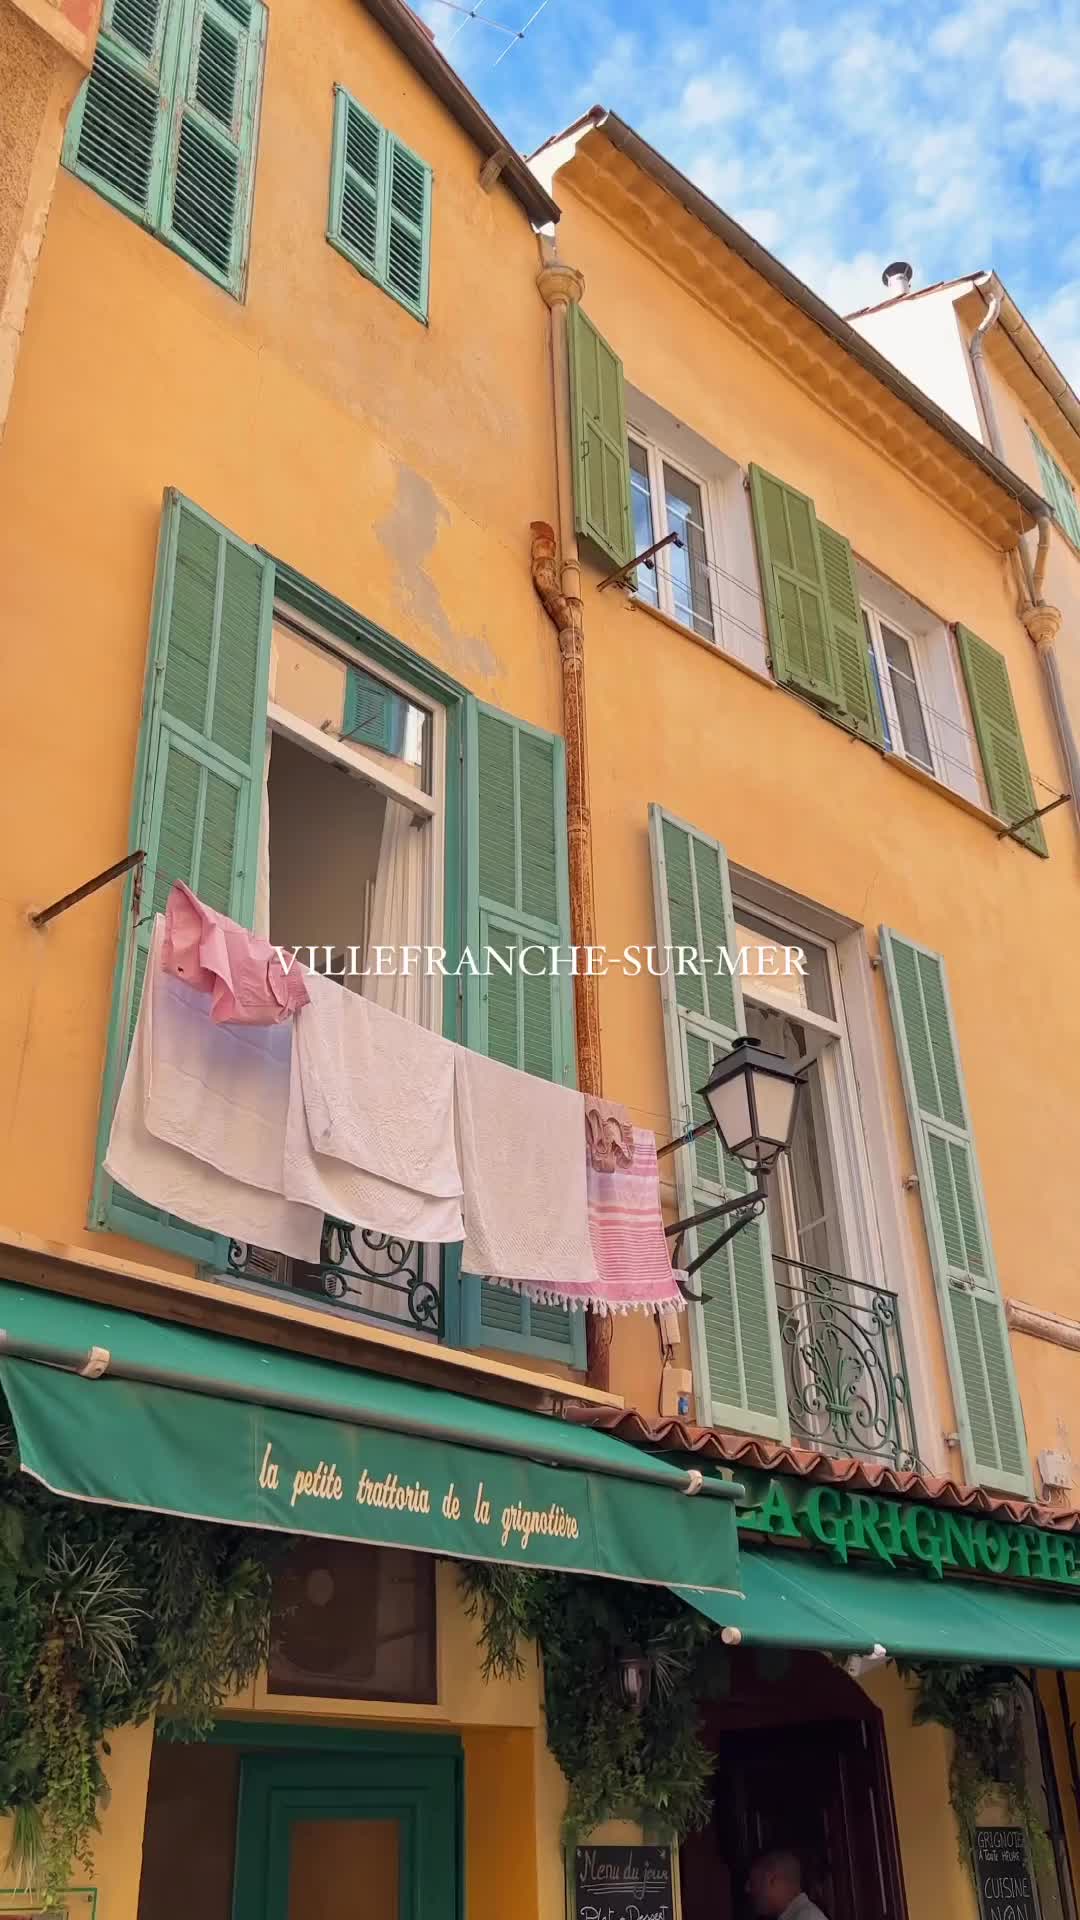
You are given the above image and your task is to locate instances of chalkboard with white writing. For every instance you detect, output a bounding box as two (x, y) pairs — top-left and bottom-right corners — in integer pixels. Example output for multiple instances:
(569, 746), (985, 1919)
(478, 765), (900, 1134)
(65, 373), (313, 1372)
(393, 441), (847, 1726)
(973, 1826), (1039, 1920)
(573, 1845), (676, 1920)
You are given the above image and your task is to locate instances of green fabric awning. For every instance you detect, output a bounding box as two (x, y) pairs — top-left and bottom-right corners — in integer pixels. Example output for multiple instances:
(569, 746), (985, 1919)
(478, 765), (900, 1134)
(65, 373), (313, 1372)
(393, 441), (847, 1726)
(676, 1544), (1080, 1665)
(0, 1282), (741, 1592)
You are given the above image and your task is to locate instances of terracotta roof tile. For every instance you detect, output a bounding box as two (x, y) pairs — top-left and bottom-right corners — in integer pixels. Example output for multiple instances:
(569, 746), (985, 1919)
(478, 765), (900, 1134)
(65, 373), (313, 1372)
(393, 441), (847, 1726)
(563, 1405), (1080, 1533)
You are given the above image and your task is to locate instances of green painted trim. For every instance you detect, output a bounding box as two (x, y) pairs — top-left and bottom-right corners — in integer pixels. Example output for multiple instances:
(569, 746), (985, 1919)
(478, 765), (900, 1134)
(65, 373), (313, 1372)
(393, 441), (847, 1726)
(879, 926), (1032, 1497)
(229, 1739), (462, 1920)
(198, 1721), (462, 1754)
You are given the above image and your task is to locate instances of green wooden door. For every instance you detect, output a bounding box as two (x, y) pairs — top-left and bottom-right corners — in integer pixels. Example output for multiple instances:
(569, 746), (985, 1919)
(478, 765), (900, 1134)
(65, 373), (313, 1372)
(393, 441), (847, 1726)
(232, 1746), (461, 1920)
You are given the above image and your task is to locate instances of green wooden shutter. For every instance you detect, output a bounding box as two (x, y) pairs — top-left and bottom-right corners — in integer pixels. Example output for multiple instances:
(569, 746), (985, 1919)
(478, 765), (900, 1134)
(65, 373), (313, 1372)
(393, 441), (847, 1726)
(749, 466), (842, 709)
(343, 667), (408, 756)
(459, 703), (584, 1366)
(819, 523), (884, 745)
(1029, 427), (1080, 548)
(385, 134), (431, 319)
(879, 929), (1030, 1494)
(64, 0), (176, 223)
(568, 305), (632, 570)
(649, 805), (788, 1438)
(162, 0), (265, 294)
(91, 491), (274, 1261)
(328, 89), (432, 322)
(328, 89), (382, 275)
(955, 625), (1047, 854)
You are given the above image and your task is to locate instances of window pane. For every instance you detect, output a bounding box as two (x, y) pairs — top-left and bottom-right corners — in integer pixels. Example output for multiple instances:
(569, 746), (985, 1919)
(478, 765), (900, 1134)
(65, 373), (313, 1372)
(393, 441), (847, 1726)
(628, 440), (658, 605)
(863, 611), (892, 749)
(880, 623), (933, 772)
(663, 464), (714, 641)
(735, 911), (834, 1018)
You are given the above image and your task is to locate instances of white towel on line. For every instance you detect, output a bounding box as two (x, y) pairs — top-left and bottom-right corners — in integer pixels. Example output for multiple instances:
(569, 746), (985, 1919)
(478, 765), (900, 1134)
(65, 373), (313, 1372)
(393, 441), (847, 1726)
(294, 971), (462, 1199)
(454, 1045), (601, 1291)
(105, 918), (324, 1262)
(282, 1059), (466, 1242)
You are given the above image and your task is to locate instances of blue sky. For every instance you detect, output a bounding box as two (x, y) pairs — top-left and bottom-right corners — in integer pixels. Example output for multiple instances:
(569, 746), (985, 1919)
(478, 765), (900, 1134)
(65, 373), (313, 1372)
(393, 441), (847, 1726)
(419, 0), (1080, 380)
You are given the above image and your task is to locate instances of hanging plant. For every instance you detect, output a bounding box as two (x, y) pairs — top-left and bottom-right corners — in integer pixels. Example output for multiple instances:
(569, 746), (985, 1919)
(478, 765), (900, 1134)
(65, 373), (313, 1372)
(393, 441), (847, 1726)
(460, 1562), (715, 1838)
(896, 1661), (1049, 1869)
(0, 1416), (278, 1907)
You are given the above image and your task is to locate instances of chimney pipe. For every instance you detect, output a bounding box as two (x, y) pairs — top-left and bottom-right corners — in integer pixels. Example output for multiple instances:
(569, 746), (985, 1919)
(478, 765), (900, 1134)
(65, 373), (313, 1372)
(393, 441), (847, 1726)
(882, 260), (913, 296)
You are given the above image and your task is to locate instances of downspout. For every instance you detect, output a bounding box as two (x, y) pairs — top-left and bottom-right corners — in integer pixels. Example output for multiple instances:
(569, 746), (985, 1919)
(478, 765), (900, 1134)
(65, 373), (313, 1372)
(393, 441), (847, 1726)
(968, 286), (1080, 840)
(532, 247), (609, 1392)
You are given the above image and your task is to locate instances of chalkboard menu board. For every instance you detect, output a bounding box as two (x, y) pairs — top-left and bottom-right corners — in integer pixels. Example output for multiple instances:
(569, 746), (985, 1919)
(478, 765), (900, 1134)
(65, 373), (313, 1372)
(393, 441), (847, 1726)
(572, 1846), (676, 1920)
(972, 1827), (1039, 1920)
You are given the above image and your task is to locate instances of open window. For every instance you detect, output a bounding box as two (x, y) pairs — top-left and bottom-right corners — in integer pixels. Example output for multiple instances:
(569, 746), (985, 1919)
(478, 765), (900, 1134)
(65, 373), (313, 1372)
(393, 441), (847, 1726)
(857, 563), (986, 807)
(626, 388), (768, 675)
(226, 614), (447, 1335)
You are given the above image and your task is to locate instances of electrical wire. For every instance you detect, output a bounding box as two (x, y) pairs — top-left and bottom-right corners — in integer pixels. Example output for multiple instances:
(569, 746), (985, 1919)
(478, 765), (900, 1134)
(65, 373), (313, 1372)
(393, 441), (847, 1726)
(635, 551), (1063, 806)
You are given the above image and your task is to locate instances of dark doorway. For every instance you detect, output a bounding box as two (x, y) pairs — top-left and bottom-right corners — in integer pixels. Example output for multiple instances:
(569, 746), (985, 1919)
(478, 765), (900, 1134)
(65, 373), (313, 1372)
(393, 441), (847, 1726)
(679, 1648), (908, 1920)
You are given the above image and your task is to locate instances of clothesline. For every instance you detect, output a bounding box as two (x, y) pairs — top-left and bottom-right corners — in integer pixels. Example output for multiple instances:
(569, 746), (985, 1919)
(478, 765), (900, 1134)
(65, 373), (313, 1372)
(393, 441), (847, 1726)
(107, 886), (688, 1319)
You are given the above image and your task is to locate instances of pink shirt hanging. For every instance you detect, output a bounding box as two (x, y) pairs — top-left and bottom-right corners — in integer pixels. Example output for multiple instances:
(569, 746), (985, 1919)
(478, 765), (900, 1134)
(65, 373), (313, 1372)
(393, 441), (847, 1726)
(162, 882), (310, 1025)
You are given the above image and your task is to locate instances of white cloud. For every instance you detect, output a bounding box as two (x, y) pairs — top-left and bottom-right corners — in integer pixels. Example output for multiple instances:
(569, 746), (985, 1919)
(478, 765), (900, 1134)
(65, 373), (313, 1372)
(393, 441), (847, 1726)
(679, 69), (751, 128)
(1030, 282), (1080, 386)
(443, 0), (1080, 392)
(1002, 36), (1080, 109)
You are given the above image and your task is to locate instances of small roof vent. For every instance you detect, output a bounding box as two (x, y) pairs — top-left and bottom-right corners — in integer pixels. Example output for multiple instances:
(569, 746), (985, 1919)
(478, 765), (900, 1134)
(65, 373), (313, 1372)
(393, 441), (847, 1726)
(882, 261), (914, 296)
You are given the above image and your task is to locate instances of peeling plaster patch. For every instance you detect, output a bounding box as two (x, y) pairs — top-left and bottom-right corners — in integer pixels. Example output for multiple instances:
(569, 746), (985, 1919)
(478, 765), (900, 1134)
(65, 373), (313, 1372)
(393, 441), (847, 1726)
(375, 463), (500, 682)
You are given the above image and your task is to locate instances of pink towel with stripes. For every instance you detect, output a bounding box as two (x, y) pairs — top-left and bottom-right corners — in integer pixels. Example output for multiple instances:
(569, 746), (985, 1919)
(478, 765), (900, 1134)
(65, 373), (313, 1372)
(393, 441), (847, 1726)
(583, 1125), (686, 1314)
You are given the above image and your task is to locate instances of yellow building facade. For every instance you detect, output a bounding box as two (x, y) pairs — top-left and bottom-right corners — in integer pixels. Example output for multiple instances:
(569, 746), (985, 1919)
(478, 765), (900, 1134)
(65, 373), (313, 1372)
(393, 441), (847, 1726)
(2, 13), (1080, 1920)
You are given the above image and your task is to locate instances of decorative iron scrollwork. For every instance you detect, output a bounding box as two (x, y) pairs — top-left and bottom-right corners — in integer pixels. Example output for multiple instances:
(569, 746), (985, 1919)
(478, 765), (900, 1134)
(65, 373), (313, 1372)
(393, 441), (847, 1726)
(226, 1221), (441, 1335)
(774, 1257), (917, 1468)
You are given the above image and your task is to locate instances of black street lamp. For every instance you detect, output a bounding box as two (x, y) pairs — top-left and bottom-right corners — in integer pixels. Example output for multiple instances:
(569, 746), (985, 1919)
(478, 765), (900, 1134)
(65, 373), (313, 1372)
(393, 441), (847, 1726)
(659, 1037), (806, 1289)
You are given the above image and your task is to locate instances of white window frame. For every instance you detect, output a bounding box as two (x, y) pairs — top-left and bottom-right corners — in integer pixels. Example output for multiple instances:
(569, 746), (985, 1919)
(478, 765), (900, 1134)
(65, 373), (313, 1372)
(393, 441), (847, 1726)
(627, 429), (718, 643)
(735, 901), (880, 1293)
(731, 869), (944, 1471)
(862, 601), (941, 780)
(269, 610), (446, 1036)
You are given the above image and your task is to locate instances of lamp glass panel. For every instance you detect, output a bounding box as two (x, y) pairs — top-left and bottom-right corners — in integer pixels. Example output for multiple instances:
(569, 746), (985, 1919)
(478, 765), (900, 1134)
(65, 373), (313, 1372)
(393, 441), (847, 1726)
(751, 1067), (799, 1147)
(705, 1071), (753, 1152)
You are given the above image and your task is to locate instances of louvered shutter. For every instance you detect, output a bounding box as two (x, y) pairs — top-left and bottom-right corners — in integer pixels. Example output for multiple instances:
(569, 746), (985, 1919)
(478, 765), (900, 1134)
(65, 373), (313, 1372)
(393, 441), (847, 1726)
(91, 491), (274, 1260)
(328, 90), (432, 322)
(749, 467), (842, 708)
(819, 523), (884, 744)
(649, 805), (788, 1437)
(161, 0), (265, 293)
(329, 89), (381, 274)
(459, 704), (584, 1365)
(955, 625), (1047, 855)
(385, 135), (430, 318)
(343, 667), (407, 756)
(568, 306), (633, 569)
(65, 0), (174, 223)
(1029, 427), (1080, 548)
(879, 929), (1030, 1494)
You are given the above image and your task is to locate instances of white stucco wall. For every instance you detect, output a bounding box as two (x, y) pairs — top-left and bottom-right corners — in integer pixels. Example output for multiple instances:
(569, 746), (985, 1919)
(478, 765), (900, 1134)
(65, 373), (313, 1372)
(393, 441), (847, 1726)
(849, 281), (986, 442)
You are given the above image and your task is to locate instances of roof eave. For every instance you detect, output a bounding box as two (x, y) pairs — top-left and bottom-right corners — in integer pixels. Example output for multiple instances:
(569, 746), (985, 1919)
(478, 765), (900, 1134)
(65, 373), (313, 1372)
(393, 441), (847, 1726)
(584, 113), (1045, 529)
(965, 274), (1080, 450)
(362, 0), (560, 229)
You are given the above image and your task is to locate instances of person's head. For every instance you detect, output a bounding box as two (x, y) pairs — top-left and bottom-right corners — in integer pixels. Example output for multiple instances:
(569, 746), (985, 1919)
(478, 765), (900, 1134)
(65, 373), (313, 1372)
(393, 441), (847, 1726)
(746, 1850), (804, 1916)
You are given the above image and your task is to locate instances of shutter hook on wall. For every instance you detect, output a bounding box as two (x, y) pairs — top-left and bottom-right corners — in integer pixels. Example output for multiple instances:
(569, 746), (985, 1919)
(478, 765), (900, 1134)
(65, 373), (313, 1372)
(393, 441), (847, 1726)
(29, 849), (146, 929)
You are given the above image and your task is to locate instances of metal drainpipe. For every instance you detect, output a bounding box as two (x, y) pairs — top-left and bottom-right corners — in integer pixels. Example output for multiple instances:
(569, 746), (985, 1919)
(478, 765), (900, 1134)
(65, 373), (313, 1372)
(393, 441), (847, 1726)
(969, 286), (1080, 841)
(533, 243), (609, 1392)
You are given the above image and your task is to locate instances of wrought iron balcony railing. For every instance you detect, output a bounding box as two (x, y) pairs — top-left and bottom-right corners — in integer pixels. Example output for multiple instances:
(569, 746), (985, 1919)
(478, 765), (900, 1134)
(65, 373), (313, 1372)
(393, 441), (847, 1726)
(773, 1255), (917, 1468)
(226, 1222), (441, 1337)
